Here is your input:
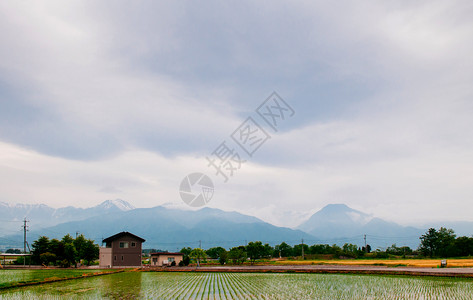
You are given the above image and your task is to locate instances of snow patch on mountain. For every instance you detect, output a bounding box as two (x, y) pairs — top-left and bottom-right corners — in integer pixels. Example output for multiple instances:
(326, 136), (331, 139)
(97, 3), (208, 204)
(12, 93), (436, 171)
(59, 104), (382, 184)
(98, 199), (135, 211)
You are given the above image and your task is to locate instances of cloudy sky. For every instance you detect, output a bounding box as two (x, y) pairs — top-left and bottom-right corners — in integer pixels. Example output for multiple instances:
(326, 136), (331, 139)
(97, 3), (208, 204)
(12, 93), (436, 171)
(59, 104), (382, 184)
(1, 1), (472, 228)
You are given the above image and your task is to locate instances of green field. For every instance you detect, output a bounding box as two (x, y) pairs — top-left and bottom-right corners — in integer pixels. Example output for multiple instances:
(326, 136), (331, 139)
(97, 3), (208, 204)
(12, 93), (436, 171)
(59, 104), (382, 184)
(1, 271), (473, 299)
(0, 269), (105, 289)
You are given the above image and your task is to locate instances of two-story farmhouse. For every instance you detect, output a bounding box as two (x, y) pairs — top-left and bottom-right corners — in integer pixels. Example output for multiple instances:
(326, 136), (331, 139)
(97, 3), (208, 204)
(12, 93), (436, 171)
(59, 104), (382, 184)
(99, 231), (145, 268)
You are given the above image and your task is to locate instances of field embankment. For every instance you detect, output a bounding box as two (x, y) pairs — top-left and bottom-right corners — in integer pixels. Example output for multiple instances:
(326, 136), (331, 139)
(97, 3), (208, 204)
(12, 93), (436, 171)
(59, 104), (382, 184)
(274, 258), (473, 268)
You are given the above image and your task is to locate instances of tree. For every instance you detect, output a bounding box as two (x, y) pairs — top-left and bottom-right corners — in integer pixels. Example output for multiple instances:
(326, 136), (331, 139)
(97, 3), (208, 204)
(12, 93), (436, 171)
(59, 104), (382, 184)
(274, 242), (292, 257)
(386, 244), (412, 256)
(342, 243), (359, 258)
(181, 256), (190, 266)
(331, 244), (343, 257)
(31, 236), (50, 264)
(189, 248), (206, 267)
(39, 252), (56, 266)
(246, 241), (265, 264)
(6, 249), (21, 254)
(206, 247), (226, 259)
(419, 228), (439, 257)
(63, 242), (77, 267)
(49, 239), (64, 261)
(180, 247), (192, 257)
(309, 244), (333, 255)
(179, 247), (192, 266)
(218, 249), (228, 265)
(228, 246), (247, 265)
(293, 243), (309, 258)
(454, 236), (473, 257)
(437, 227), (456, 257)
(82, 239), (99, 265)
(262, 243), (273, 259)
(73, 234), (87, 262)
(62, 234), (74, 245)
(419, 227), (456, 257)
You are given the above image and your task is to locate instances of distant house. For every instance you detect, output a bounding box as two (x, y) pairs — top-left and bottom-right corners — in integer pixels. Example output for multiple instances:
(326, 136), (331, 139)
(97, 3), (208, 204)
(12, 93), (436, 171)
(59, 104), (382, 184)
(150, 252), (183, 266)
(99, 232), (145, 268)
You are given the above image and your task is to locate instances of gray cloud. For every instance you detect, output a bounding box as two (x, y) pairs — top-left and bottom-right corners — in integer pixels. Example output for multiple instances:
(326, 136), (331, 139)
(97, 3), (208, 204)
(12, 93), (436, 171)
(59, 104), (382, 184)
(0, 1), (472, 225)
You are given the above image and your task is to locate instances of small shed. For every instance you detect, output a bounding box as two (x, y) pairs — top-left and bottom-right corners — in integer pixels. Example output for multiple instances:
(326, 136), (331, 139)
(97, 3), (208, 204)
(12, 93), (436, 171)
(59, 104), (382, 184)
(150, 252), (183, 266)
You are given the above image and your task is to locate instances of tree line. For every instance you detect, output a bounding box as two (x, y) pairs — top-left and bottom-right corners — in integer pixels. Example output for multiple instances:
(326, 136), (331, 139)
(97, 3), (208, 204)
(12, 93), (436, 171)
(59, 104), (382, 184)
(176, 227), (473, 265)
(15, 226), (473, 267)
(178, 241), (373, 265)
(17, 234), (99, 267)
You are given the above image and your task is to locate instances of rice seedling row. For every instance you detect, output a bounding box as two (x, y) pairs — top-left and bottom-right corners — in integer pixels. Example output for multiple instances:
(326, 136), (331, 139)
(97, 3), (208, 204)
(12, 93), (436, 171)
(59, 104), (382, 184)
(1, 271), (472, 299)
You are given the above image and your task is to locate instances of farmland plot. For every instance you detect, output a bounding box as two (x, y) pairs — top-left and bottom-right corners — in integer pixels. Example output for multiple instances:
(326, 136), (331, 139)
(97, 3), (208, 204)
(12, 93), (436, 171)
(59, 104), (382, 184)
(1, 271), (472, 299)
(0, 269), (104, 289)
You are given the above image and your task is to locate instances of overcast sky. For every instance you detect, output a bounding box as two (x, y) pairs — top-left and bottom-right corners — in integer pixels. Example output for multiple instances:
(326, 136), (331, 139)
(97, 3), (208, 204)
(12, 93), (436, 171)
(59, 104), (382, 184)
(1, 1), (472, 228)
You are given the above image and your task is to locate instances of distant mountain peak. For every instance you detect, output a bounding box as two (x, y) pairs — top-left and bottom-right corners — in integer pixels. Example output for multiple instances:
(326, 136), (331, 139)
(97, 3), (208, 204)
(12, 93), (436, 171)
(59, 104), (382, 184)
(318, 204), (370, 218)
(97, 199), (135, 211)
(320, 203), (352, 212)
(297, 203), (373, 232)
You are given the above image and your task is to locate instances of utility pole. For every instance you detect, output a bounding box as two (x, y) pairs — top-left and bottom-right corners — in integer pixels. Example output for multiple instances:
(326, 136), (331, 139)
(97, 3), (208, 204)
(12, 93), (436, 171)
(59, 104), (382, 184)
(22, 218), (29, 254)
(199, 240), (202, 249)
(364, 234), (367, 253)
(22, 218), (29, 267)
(76, 231), (80, 238)
(301, 238), (305, 260)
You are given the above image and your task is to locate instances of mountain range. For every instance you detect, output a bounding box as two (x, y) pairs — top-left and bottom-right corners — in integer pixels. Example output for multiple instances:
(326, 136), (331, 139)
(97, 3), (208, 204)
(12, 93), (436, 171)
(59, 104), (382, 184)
(0, 199), (134, 235)
(1, 200), (472, 251)
(297, 204), (425, 248)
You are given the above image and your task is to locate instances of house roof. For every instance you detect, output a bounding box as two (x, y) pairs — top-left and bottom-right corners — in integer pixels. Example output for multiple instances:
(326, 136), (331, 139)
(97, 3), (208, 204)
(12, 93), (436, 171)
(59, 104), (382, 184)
(150, 252), (183, 256)
(102, 231), (146, 243)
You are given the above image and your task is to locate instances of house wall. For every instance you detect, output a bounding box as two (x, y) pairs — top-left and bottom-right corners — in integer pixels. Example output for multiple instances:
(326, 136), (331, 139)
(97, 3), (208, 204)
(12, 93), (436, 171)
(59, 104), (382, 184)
(150, 254), (183, 266)
(99, 247), (112, 268)
(110, 235), (143, 267)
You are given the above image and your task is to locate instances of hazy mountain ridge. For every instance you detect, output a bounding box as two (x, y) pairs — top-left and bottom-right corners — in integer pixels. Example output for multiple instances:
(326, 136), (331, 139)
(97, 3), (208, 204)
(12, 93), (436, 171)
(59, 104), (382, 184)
(1, 201), (472, 251)
(0, 199), (135, 235)
(297, 204), (463, 249)
(1, 205), (313, 250)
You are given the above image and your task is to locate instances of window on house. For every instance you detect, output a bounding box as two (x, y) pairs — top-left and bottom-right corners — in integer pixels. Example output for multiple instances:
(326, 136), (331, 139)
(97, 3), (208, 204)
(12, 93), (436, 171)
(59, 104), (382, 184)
(114, 256), (117, 261)
(119, 242), (129, 248)
(121, 256), (124, 261)
(131, 242), (136, 247)
(168, 257), (175, 263)
(152, 258), (158, 263)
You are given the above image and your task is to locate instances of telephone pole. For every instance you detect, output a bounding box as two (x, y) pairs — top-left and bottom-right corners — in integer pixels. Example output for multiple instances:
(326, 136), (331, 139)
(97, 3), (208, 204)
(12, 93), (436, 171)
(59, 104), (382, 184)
(301, 238), (305, 260)
(199, 240), (202, 249)
(364, 234), (367, 253)
(22, 218), (29, 254)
